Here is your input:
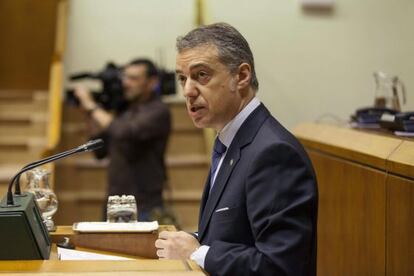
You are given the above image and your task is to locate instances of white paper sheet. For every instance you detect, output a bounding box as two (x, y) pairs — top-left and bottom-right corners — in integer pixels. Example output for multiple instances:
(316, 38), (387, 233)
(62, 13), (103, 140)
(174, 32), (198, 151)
(57, 247), (134, 260)
(72, 221), (159, 233)
(394, 131), (414, 137)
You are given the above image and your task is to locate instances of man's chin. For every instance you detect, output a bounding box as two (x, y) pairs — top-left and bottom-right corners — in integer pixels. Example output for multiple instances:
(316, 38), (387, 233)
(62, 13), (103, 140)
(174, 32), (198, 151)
(124, 95), (134, 101)
(192, 121), (203, 129)
(192, 118), (207, 129)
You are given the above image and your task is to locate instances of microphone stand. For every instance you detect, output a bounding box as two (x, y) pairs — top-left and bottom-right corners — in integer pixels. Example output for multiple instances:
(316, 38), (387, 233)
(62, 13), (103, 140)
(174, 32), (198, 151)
(5, 139), (104, 206)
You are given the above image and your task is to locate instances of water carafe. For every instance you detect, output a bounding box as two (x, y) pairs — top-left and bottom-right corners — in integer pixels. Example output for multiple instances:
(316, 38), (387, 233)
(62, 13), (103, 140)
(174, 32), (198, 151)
(373, 71), (406, 112)
(24, 168), (58, 231)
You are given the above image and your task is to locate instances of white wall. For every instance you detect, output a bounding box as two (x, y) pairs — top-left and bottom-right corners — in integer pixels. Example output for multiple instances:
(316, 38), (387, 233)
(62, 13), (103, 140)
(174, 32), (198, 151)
(65, 0), (414, 128)
(208, 0), (414, 127)
(65, 0), (194, 73)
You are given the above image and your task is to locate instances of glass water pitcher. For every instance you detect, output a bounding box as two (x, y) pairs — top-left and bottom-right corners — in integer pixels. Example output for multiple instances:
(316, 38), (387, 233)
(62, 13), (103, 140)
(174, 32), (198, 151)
(373, 71), (406, 112)
(24, 168), (58, 231)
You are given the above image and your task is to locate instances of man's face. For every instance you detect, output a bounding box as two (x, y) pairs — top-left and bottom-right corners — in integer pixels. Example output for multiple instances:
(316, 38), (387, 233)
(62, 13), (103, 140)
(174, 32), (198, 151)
(176, 45), (243, 131)
(122, 64), (153, 101)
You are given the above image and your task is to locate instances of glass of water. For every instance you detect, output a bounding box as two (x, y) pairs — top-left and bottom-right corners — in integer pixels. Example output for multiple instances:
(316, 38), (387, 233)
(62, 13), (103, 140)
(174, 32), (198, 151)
(107, 195), (137, 223)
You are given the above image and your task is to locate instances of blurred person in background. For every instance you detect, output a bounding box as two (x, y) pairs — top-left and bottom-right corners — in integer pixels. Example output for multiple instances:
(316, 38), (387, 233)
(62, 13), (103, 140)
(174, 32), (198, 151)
(75, 58), (171, 221)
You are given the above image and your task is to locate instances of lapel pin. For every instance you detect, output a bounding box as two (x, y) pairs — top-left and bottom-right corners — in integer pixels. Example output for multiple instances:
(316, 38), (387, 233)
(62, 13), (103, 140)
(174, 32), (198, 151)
(230, 159), (234, 166)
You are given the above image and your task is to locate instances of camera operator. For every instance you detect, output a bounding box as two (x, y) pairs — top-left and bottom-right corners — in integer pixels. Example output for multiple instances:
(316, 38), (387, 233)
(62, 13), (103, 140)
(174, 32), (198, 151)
(74, 58), (172, 221)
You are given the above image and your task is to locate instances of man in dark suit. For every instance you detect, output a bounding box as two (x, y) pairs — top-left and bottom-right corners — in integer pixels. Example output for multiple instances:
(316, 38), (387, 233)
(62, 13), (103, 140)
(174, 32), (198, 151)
(155, 23), (318, 275)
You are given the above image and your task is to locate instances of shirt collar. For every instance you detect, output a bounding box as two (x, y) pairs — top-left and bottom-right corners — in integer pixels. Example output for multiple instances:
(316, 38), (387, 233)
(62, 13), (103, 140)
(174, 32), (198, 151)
(218, 97), (261, 148)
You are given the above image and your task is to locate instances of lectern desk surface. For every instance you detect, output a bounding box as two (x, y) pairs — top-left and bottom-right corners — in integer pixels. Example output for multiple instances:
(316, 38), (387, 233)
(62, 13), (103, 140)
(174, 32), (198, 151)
(0, 225), (205, 275)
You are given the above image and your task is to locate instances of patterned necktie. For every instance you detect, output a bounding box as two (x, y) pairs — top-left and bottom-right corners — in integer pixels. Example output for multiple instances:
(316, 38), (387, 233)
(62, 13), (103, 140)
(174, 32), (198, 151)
(209, 137), (227, 192)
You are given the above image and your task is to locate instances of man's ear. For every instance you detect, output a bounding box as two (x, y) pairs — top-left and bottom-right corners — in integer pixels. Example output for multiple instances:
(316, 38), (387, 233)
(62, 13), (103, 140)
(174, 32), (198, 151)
(236, 63), (252, 91)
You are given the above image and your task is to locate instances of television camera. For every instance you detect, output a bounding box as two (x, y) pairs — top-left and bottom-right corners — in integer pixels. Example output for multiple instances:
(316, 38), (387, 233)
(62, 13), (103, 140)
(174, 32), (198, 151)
(66, 62), (176, 113)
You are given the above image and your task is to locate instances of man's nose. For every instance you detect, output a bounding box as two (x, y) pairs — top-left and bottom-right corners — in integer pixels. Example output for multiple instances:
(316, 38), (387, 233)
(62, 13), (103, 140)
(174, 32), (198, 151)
(182, 79), (198, 98)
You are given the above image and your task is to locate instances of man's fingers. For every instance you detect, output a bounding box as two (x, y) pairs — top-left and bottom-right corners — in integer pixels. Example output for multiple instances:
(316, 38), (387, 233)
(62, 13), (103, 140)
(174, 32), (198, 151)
(158, 230), (172, 239)
(156, 233), (172, 259)
(156, 231), (198, 260)
(155, 238), (166, 248)
(156, 249), (165, 258)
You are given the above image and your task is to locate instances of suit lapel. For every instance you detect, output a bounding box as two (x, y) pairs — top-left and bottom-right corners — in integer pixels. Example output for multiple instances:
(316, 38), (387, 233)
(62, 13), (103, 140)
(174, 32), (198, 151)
(198, 104), (271, 241)
(198, 147), (240, 240)
(198, 173), (211, 231)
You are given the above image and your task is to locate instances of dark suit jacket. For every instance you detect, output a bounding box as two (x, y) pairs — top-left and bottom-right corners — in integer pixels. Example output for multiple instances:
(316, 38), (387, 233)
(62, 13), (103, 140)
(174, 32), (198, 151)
(199, 104), (318, 276)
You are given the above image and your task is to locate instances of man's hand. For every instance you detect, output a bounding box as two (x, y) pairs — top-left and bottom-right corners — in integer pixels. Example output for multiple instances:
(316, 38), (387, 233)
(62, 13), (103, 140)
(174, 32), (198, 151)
(74, 85), (113, 129)
(155, 231), (200, 259)
(74, 86), (96, 111)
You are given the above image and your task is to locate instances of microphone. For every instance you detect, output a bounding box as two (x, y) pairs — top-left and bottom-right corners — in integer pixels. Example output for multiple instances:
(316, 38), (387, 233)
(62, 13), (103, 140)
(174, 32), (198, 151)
(6, 139), (104, 206)
(0, 139), (104, 260)
(14, 139), (104, 196)
(78, 138), (105, 152)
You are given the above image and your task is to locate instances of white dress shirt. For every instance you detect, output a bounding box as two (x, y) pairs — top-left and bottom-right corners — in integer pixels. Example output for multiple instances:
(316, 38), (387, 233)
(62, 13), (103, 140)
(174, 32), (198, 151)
(190, 97), (261, 268)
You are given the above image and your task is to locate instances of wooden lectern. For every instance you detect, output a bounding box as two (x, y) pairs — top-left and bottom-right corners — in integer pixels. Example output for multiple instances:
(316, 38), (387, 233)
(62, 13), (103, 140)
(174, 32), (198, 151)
(0, 225), (205, 275)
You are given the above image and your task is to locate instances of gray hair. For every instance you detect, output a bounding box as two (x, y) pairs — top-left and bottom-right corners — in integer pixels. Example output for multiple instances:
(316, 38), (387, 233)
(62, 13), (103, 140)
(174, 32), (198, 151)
(176, 22), (259, 91)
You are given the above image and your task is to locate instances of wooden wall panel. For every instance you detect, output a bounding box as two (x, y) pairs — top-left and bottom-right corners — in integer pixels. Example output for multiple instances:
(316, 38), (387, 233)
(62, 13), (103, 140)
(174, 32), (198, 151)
(0, 0), (58, 89)
(308, 150), (386, 276)
(386, 175), (414, 276)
